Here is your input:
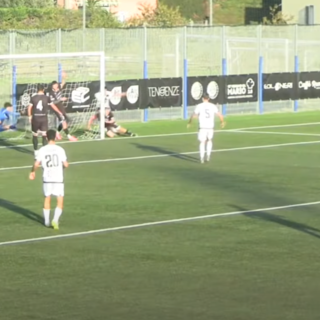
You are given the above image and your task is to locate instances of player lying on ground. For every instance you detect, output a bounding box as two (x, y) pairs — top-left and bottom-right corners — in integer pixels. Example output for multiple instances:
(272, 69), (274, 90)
(28, 84), (64, 158)
(187, 93), (225, 163)
(0, 102), (18, 132)
(48, 72), (78, 142)
(29, 129), (69, 230)
(87, 107), (136, 138)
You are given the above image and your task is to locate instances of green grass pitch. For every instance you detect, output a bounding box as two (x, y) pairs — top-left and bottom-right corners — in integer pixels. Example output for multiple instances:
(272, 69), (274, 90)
(1, 112), (320, 320)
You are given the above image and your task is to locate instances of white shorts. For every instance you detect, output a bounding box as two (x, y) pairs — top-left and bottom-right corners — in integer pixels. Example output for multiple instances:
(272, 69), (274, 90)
(105, 125), (121, 134)
(43, 183), (64, 197)
(198, 129), (214, 142)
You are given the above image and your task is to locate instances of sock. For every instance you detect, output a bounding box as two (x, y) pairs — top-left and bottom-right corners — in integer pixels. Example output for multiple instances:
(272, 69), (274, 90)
(64, 128), (70, 135)
(32, 136), (38, 151)
(42, 136), (47, 146)
(43, 209), (50, 225)
(57, 123), (63, 132)
(125, 129), (133, 136)
(199, 141), (206, 160)
(206, 141), (213, 159)
(53, 207), (63, 223)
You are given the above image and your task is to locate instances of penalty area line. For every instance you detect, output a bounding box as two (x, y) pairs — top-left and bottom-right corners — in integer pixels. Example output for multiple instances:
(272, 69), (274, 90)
(1, 139), (320, 172)
(0, 200), (320, 247)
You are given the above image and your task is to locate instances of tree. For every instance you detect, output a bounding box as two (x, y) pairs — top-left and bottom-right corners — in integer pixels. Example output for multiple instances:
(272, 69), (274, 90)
(263, 4), (293, 25)
(126, 3), (187, 27)
(0, 0), (54, 7)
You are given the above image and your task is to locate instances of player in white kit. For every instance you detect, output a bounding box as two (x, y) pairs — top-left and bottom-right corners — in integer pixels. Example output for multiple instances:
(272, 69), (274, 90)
(188, 93), (225, 163)
(29, 129), (69, 230)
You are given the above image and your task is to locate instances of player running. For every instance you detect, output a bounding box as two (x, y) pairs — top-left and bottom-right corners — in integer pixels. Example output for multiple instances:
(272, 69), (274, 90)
(29, 129), (69, 230)
(49, 72), (78, 142)
(28, 84), (64, 158)
(87, 107), (136, 138)
(187, 93), (225, 163)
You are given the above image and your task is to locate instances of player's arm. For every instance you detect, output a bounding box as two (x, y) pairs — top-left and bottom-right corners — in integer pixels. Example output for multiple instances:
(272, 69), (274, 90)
(215, 106), (226, 128)
(87, 114), (98, 130)
(27, 103), (33, 122)
(49, 102), (64, 120)
(60, 71), (67, 90)
(29, 160), (41, 180)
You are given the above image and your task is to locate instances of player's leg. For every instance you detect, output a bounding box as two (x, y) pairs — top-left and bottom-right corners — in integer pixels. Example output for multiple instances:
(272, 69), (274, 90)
(56, 110), (77, 141)
(51, 184), (65, 230)
(106, 128), (116, 138)
(31, 120), (39, 158)
(198, 129), (206, 163)
(43, 184), (52, 227)
(206, 129), (214, 162)
(117, 126), (136, 137)
(40, 118), (48, 147)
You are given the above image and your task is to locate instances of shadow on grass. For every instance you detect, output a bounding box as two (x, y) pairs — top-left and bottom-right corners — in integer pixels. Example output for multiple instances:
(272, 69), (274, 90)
(0, 198), (43, 225)
(231, 204), (320, 240)
(0, 138), (33, 155)
(133, 142), (198, 163)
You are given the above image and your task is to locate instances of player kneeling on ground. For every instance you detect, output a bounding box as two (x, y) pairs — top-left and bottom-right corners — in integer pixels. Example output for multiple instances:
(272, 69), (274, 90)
(0, 102), (18, 131)
(188, 93), (225, 163)
(29, 129), (69, 230)
(87, 107), (136, 138)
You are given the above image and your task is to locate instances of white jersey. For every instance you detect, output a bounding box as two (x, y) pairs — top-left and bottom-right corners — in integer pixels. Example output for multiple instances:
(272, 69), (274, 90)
(194, 102), (219, 129)
(36, 144), (67, 183)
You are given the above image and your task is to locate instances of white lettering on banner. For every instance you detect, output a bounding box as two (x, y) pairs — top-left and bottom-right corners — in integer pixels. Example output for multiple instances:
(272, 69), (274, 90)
(264, 82), (293, 91)
(228, 86), (246, 96)
(227, 78), (255, 98)
(191, 81), (203, 100)
(312, 80), (320, 89)
(148, 86), (180, 98)
(299, 80), (320, 90)
(71, 87), (90, 104)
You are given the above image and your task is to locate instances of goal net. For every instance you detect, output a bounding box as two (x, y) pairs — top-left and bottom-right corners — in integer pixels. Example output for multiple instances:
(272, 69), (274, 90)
(0, 52), (106, 141)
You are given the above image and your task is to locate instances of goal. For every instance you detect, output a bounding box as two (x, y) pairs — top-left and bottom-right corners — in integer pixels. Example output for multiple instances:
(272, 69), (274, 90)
(0, 52), (106, 141)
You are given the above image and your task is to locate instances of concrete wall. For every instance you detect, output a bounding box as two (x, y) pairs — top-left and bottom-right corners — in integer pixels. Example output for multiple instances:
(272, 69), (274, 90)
(282, 0), (319, 24)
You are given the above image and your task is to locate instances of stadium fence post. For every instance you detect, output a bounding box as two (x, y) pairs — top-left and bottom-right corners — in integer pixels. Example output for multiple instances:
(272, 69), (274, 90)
(258, 25), (264, 114)
(143, 26), (149, 122)
(99, 51), (106, 140)
(12, 65), (17, 114)
(183, 26), (188, 120)
(294, 24), (299, 112)
(221, 26), (227, 116)
(58, 63), (62, 83)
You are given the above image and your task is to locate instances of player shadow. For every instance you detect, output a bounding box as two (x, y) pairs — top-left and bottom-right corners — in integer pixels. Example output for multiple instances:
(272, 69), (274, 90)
(0, 139), (33, 155)
(231, 204), (320, 240)
(0, 198), (43, 225)
(133, 143), (198, 163)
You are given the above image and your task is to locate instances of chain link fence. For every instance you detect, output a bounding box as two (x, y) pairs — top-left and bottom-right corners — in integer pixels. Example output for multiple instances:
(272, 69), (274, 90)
(0, 25), (319, 120)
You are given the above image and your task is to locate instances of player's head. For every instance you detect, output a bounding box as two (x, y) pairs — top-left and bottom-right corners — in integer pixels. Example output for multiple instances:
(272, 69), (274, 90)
(37, 84), (45, 93)
(105, 107), (111, 115)
(51, 81), (59, 91)
(46, 129), (56, 142)
(3, 102), (13, 112)
(202, 93), (210, 102)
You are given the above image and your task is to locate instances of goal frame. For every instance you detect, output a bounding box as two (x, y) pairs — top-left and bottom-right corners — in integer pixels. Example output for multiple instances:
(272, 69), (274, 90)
(0, 51), (106, 140)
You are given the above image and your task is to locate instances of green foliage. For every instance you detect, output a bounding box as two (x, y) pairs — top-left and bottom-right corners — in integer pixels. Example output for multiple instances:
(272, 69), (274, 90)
(126, 3), (187, 27)
(86, 8), (121, 28)
(263, 4), (293, 25)
(0, 0), (54, 8)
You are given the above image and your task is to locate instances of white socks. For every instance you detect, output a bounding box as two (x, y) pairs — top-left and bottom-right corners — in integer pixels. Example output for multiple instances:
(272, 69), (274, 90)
(199, 141), (206, 160)
(43, 207), (63, 225)
(206, 141), (212, 159)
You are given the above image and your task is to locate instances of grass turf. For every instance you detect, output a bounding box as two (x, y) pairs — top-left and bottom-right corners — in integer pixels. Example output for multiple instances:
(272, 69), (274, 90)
(1, 112), (320, 320)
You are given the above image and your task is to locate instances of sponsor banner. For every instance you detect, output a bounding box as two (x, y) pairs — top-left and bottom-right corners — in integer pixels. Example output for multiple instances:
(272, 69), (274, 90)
(140, 77), (182, 108)
(263, 73), (298, 101)
(188, 76), (224, 106)
(297, 72), (320, 100)
(225, 74), (257, 103)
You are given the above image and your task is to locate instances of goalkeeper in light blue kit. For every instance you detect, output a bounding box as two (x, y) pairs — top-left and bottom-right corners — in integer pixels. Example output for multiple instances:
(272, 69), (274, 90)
(0, 102), (18, 132)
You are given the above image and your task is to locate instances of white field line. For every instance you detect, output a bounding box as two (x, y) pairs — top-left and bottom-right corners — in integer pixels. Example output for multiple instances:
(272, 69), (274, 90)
(1, 139), (320, 172)
(234, 130), (320, 137)
(0, 200), (319, 247)
(1, 121), (320, 150)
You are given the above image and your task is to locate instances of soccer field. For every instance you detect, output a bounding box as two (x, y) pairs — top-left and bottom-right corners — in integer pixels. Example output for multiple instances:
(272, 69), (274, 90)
(1, 112), (320, 320)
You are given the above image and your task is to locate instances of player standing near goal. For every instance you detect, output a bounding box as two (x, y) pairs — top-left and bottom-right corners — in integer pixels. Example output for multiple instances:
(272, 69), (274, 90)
(49, 72), (78, 142)
(187, 93), (225, 163)
(28, 84), (64, 158)
(29, 129), (69, 230)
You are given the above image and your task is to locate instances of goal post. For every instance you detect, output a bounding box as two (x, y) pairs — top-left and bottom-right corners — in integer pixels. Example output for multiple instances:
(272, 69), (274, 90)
(0, 51), (106, 141)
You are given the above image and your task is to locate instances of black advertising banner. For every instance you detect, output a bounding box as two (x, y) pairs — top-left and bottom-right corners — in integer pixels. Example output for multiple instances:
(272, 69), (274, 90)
(187, 76), (225, 106)
(263, 73), (298, 101)
(297, 72), (320, 100)
(224, 74), (258, 103)
(140, 77), (182, 108)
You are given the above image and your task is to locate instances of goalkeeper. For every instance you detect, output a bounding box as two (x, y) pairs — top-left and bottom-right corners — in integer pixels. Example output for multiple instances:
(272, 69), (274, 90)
(48, 72), (77, 142)
(0, 102), (19, 132)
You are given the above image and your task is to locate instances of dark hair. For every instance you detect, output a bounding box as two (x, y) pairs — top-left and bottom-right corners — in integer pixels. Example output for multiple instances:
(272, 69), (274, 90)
(37, 84), (45, 92)
(46, 129), (56, 141)
(4, 102), (12, 108)
(202, 93), (210, 100)
(51, 81), (58, 85)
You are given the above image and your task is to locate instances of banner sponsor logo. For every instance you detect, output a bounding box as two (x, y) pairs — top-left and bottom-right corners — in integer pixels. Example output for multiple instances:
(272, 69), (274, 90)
(71, 87), (90, 107)
(299, 80), (320, 90)
(207, 81), (219, 99)
(264, 82), (293, 91)
(226, 76), (256, 101)
(148, 86), (180, 98)
(126, 85), (139, 104)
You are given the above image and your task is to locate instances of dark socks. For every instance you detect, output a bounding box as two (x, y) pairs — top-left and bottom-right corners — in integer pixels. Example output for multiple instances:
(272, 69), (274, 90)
(42, 136), (47, 146)
(32, 136), (38, 151)
(64, 128), (69, 135)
